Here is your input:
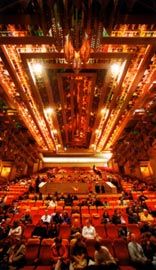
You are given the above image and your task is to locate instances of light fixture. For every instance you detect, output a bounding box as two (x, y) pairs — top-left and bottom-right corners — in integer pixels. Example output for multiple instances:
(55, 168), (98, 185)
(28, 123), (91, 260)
(101, 108), (109, 118)
(44, 107), (54, 115)
(53, 129), (57, 134)
(32, 63), (43, 74)
(43, 157), (108, 164)
(111, 63), (120, 76)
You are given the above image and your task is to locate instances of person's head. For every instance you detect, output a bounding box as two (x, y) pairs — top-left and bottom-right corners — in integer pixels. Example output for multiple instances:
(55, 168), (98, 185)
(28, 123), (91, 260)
(13, 220), (19, 228)
(130, 233), (137, 242)
(44, 210), (48, 216)
(54, 237), (62, 247)
(143, 209), (148, 217)
(85, 219), (91, 227)
(94, 241), (101, 251)
(75, 232), (82, 241)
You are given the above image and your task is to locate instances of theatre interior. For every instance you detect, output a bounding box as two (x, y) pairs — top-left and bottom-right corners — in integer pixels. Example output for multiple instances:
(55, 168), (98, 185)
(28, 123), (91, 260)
(1, 1), (156, 270)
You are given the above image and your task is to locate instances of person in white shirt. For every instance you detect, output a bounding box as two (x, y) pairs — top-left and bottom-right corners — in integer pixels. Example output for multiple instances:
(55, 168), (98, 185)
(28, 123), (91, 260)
(41, 210), (51, 224)
(128, 233), (152, 270)
(82, 219), (96, 240)
(49, 199), (57, 208)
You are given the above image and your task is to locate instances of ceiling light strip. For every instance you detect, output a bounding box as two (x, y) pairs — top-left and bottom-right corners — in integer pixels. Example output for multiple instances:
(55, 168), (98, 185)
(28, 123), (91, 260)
(43, 157), (108, 163)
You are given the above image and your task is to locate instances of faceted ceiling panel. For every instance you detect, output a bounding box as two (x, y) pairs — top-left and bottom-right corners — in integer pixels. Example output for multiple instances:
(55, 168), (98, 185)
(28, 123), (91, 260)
(0, 0), (156, 160)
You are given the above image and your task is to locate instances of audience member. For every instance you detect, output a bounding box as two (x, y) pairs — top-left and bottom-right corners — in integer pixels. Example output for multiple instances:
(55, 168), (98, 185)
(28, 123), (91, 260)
(128, 233), (153, 270)
(139, 209), (154, 223)
(82, 219), (97, 240)
(8, 220), (22, 240)
(21, 209), (32, 225)
(41, 210), (52, 224)
(94, 241), (117, 269)
(6, 238), (26, 269)
(51, 237), (68, 270)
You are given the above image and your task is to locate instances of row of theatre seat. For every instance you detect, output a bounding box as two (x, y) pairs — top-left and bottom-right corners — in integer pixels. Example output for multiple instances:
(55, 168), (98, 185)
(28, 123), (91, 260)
(19, 237), (136, 270)
(11, 205), (156, 229)
(22, 223), (141, 240)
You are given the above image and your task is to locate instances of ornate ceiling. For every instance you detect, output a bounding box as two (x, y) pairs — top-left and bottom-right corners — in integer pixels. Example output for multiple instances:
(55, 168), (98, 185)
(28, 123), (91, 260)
(0, 0), (156, 163)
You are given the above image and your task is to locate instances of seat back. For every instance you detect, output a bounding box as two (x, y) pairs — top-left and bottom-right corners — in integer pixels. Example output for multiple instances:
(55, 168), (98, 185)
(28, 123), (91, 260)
(95, 225), (107, 239)
(105, 224), (119, 239)
(25, 238), (40, 265)
(85, 239), (96, 259)
(38, 238), (54, 265)
(113, 239), (130, 265)
(100, 239), (115, 257)
(59, 224), (71, 239)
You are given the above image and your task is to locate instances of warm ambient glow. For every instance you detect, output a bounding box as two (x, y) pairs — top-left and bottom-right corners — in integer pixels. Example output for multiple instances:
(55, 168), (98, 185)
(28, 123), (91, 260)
(44, 107), (54, 115)
(43, 157), (108, 163)
(100, 151), (113, 161)
(31, 63), (43, 74)
(101, 108), (109, 118)
(111, 63), (120, 76)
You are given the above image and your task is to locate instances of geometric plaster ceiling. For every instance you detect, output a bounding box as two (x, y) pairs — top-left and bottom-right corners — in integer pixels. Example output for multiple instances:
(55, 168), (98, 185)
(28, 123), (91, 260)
(0, 0), (156, 161)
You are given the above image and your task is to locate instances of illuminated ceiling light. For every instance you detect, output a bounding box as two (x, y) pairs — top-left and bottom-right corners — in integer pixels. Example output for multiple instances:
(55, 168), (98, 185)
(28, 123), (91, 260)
(111, 63), (120, 76)
(44, 107), (54, 115)
(134, 108), (145, 113)
(95, 129), (100, 134)
(53, 129), (57, 134)
(91, 144), (96, 150)
(100, 151), (113, 161)
(43, 157), (108, 163)
(101, 108), (109, 118)
(32, 63), (43, 74)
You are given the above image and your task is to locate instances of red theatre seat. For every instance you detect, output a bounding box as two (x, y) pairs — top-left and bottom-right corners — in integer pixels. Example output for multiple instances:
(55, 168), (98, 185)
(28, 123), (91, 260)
(113, 239), (135, 270)
(25, 238), (40, 265)
(105, 224), (119, 239)
(38, 238), (54, 265)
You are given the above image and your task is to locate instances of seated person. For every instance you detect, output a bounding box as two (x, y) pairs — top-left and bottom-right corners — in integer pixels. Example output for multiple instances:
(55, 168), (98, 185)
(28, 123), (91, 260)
(8, 220), (22, 240)
(82, 219), (97, 240)
(32, 220), (47, 238)
(48, 199), (57, 208)
(101, 211), (110, 224)
(6, 238), (26, 269)
(62, 211), (71, 224)
(70, 232), (87, 256)
(47, 223), (58, 238)
(139, 209), (154, 223)
(41, 210), (52, 224)
(94, 241), (117, 269)
(118, 225), (128, 239)
(70, 219), (81, 239)
(138, 193), (148, 202)
(70, 233), (88, 270)
(128, 211), (140, 224)
(128, 233), (153, 270)
(51, 237), (68, 270)
(52, 211), (63, 225)
(20, 209), (32, 225)
(141, 232), (156, 268)
(111, 209), (122, 224)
